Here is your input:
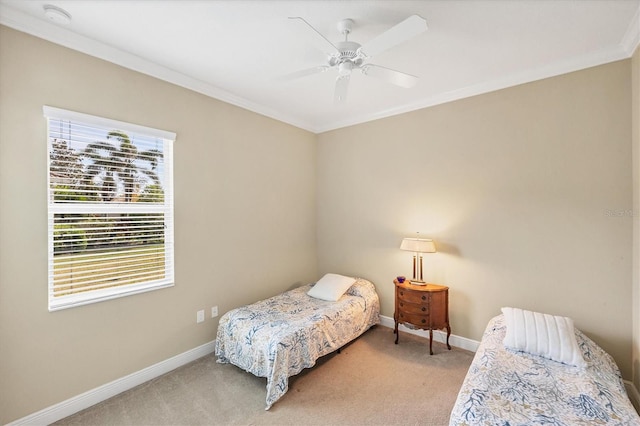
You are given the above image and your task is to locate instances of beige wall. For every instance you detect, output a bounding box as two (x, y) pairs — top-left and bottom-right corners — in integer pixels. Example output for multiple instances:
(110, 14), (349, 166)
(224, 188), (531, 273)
(1, 23), (637, 423)
(633, 45), (640, 392)
(0, 26), (317, 423)
(317, 60), (633, 377)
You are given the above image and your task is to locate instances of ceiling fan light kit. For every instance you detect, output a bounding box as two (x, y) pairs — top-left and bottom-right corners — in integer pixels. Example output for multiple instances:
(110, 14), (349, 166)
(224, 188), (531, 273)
(286, 15), (428, 103)
(338, 61), (353, 76)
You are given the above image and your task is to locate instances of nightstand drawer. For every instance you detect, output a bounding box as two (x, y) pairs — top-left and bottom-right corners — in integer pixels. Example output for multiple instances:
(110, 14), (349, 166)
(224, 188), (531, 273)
(397, 288), (429, 304)
(398, 311), (429, 326)
(398, 301), (429, 315)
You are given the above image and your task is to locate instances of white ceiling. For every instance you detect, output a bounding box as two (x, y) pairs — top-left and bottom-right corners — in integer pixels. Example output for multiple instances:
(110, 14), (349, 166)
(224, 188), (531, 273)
(1, 1), (639, 133)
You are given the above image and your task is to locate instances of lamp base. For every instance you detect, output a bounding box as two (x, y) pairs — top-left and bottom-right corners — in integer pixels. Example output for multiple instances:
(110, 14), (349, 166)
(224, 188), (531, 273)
(410, 280), (427, 285)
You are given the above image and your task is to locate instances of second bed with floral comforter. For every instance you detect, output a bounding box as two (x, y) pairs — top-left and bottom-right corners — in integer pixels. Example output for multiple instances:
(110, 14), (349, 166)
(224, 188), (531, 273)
(450, 314), (640, 425)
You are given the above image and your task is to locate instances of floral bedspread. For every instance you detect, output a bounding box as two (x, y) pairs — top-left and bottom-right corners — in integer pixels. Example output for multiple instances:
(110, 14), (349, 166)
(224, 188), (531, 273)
(450, 315), (640, 425)
(215, 278), (380, 409)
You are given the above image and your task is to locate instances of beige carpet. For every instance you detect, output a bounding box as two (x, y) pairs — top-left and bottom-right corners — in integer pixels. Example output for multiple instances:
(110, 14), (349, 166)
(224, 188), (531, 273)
(55, 326), (474, 425)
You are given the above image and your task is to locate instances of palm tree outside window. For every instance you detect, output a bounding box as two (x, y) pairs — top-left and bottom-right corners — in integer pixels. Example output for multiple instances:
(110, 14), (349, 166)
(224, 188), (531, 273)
(44, 106), (175, 311)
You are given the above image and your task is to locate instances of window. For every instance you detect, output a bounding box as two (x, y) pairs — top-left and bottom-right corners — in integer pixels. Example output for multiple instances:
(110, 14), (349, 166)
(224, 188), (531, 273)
(44, 106), (175, 311)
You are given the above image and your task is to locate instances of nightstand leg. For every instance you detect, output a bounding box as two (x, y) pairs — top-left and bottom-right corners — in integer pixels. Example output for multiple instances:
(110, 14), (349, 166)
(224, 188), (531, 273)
(446, 325), (451, 350)
(429, 329), (434, 355)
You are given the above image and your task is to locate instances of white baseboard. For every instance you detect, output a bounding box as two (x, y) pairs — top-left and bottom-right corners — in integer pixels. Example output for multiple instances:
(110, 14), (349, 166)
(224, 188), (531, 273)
(9, 340), (216, 426)
(10, 318), (469, 425)
(11, 318), (631, 424)
(378, 314), (480, 353)
(379, 315), (640, 414)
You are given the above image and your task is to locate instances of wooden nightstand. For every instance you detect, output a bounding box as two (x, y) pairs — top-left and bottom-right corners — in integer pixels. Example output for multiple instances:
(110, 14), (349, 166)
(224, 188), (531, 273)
(394, 279), (451, 355)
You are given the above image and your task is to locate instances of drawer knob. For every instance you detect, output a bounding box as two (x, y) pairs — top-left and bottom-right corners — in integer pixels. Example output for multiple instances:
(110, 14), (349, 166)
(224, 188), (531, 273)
(400, 291), (404, 296)
(422, 307), (426, 312)
(421, 319), (426, 324)
(400, 303), (404, 307)
(421, 295), (426, 301)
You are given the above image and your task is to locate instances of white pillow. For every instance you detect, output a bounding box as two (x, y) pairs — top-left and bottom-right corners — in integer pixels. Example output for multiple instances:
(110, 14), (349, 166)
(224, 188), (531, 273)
(307, 273), (356, 301)
(501, 307), (586, 367)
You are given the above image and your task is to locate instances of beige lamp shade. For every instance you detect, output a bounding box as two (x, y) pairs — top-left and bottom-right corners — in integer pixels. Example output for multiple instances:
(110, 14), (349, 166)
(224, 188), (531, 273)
(400, 238), (436, 253)
(400, 237), (436, 284)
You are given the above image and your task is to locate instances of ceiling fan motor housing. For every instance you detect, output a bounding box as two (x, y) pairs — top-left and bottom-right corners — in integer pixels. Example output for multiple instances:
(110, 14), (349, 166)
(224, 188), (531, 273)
(328, 41), (363, 68)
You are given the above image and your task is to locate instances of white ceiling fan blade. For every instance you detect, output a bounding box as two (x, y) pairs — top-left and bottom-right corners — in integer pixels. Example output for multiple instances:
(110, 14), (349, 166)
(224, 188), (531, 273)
(358, 15), (427, 58)
(288, 17), (340, 56)
(361, 64), (419, 88)
(280, 65), (330, 81)
(334, 75), (350, 104)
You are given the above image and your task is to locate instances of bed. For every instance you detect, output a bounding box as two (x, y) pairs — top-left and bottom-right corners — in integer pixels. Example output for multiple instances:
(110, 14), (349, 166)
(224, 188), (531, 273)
(215, 275), (380, 410)
(450, 309), (640, 425)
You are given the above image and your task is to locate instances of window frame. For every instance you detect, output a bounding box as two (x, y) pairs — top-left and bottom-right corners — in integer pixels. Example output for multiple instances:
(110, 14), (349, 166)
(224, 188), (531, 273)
(44, 106), (176, 311)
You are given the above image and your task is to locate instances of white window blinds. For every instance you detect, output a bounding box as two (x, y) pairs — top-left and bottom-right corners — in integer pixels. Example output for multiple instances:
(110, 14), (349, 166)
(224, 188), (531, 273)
(44, 106), (175, 311)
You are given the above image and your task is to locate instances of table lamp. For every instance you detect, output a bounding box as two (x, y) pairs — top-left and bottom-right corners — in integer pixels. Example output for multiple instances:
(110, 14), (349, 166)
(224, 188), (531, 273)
(400, 234), (436, 284)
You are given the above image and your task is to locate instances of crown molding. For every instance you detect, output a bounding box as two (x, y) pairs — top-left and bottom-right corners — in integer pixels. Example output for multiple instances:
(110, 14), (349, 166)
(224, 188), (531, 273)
(0, 5), (318, 133)
(1, 3), (637, 135)
(317, 43), (632, 133)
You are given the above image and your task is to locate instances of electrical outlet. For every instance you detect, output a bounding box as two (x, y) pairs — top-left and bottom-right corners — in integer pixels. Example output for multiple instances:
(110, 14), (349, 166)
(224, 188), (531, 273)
(196, 309), (205, 323)
(211, 306), (218, 318)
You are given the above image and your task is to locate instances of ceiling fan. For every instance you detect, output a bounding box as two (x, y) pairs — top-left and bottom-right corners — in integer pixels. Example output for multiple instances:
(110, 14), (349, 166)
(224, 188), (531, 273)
(284, 15), (428, 103)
